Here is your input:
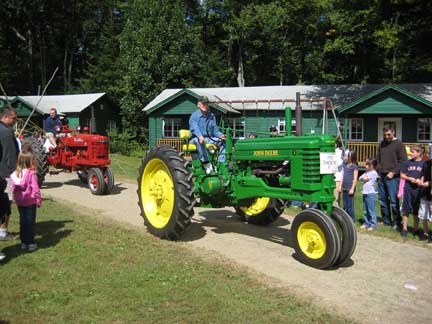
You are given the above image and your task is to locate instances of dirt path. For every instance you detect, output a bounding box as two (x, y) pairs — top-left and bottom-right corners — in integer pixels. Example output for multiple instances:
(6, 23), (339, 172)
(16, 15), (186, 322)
(42, 173), (432, 324)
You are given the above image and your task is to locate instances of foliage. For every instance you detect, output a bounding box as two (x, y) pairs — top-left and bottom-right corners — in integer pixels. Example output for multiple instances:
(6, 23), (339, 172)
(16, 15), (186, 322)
(107, 129), (146, 157)
(1, 0), (432, 136)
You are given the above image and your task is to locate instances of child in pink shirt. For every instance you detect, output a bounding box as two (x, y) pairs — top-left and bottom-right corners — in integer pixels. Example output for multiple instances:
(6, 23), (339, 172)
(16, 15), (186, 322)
(11, 151), (42, 252)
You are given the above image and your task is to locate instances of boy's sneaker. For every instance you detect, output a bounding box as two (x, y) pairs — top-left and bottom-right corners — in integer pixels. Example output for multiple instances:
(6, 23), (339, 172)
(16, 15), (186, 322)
(367, 227), (375, 231)
(360, 225), (368, 230)
(21, 244), (28, 250)
(204, 163), (213, 175)
(0, 252), (5, 261)
(0, 229), (8, 241)
(400, 230), (408, 238)
(27, 244), (38, 252)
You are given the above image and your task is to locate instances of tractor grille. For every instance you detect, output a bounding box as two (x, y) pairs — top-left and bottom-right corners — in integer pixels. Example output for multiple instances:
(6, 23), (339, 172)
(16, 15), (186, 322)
(92, 140), (109, 159)
(302, 148), (321, 183)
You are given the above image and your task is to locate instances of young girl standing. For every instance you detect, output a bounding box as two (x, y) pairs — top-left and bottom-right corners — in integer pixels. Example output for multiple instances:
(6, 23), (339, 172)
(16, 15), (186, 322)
(339, 150), (358, 222)
(359, 159), (379, 230)
(11, 151), (42, 252)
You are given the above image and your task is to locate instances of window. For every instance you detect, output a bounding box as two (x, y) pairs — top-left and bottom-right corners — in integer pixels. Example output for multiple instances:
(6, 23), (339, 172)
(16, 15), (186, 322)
(417, 118), (432, 142)
(163, 118), (182, 138)
(348, 118), (363, 141)
(225, 118), (245, 139)
(108, 120), (117, 131)
(278, 118), (296, 135)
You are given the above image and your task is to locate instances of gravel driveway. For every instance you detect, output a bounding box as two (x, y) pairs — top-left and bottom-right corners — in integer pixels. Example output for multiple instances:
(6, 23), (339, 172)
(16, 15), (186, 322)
(42, 173), (432, 324)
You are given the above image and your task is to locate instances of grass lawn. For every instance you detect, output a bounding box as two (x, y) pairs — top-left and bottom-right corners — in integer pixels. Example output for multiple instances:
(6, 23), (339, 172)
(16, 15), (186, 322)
(0, 199), (352, 324)
(109, 153), (143, 182)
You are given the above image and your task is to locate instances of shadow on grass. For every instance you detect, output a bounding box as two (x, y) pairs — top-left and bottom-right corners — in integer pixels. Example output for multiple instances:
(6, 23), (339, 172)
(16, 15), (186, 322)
(1, 220), (73, 264)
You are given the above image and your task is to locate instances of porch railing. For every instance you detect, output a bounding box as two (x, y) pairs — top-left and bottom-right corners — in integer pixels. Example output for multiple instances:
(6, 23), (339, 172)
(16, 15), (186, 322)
(348, 142), (430, 167)
(16, 118), (44, 137)
(157, 138), (183, 152)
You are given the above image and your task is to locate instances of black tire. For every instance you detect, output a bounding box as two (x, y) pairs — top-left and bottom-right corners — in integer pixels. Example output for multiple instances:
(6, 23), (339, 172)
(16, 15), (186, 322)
(235, 198), (285, 225)
(103, 167), (115, 194)
(291, 209), (341, 269)
(88, 167), (106, 195)
(137, 145), (195, 240)
(330, 206), (357, 266)
(77, 170), (88, 184)
(22, 137), (48, 187)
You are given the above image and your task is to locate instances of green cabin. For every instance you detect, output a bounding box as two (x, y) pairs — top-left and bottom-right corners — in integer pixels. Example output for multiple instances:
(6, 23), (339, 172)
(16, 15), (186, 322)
(0, 93), (119, 135)
(144, 84), (432, 165)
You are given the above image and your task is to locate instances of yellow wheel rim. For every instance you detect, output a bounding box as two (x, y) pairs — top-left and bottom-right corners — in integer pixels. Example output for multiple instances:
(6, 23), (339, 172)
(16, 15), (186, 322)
(140, 159), (174, 229)
(240, 197), (270, 216)
(297, 221), (326, 259)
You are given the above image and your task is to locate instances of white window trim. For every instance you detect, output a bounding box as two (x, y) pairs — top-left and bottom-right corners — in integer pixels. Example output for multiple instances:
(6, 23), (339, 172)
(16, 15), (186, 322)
(162, 118), (182, 138)
(278, 118), (296, 135)
(417, 118), (432, 142)
(226, 118), (245, 139)
(348, 118), (364, 141)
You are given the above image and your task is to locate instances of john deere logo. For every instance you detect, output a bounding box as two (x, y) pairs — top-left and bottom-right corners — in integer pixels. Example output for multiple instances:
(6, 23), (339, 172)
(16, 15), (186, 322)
(253, 150), (279, 156)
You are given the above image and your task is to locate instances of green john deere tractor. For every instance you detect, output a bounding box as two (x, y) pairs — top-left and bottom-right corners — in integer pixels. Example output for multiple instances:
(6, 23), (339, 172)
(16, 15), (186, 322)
(137, 107), (356, 269)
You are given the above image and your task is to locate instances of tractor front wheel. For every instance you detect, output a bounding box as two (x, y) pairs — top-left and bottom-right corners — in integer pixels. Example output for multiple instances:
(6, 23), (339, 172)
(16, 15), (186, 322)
(330, 206), (357, 266)
(88, 168), (106, 195)
(291, 209), (341, 269)
(103, 167), (115, 194)
(137, 145), (195, 240)
(77, 170), (88, 184)
(235, 197), (285, 225)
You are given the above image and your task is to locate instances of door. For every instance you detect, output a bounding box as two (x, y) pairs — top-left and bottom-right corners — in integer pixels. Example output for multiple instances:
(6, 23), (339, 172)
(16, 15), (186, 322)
(377, 118), (402, 141)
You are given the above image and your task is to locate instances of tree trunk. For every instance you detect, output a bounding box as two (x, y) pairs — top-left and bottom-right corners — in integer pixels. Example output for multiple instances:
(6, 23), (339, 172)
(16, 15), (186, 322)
(63, 44), (69, 92)
(237, 43), (245, 87)
(27, 29), (33, 93)
(279, 55), (283, 86)
(391, 12), (400, 82)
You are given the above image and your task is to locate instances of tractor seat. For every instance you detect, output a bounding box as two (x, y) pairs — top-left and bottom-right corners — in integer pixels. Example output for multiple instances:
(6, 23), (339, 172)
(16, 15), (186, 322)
(179, 129), (218, 152)
(182, 143), (218, 152)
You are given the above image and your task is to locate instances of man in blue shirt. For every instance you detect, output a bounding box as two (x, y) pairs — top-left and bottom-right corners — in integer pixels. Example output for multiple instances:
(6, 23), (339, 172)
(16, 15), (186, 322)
(189, 96), (226, 174)
(44, 107), (62, 147)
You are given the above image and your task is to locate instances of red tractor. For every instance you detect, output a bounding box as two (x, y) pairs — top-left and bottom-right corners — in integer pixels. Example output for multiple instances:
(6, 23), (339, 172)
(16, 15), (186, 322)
(25, 125), (114, 195)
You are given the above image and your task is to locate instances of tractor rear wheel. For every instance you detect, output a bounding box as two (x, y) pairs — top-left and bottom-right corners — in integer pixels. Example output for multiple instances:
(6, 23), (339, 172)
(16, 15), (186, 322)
(88, 167), (106, 195)
(235, 197), (285, 225)
(103, 167), (115, 194)
(22, 137), (48, 187)
(291, 209), (341, 269)
(137, 145), (195, 240)
(330, 206), (357, 266)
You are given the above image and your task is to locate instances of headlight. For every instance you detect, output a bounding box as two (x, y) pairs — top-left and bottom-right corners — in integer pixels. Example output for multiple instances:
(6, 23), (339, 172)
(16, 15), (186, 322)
(76, 126), (81, 132)
(207, 146), (216, 154)
(55, 126), (61, 132)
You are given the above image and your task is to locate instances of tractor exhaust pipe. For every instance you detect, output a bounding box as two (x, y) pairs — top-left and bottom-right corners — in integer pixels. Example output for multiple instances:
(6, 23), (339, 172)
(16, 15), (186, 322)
(295, 92), (302, 136)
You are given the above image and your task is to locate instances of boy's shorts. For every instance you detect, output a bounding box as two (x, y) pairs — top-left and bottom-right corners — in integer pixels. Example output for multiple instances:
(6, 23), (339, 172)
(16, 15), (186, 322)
(418, 199), (432, 221)
(401, 187), (421, 214)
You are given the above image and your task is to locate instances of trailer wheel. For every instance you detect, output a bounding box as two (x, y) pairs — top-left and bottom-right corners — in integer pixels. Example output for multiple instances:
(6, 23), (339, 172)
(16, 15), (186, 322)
(88, 167), (106, 195)
(23, 137), (48, 187)
(235, 197), (285, 225)
(137, 145), (194, 240)
(330, 206), (357, 266)
(291, 209), (341, 269)
(103, 167), (115, 194)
